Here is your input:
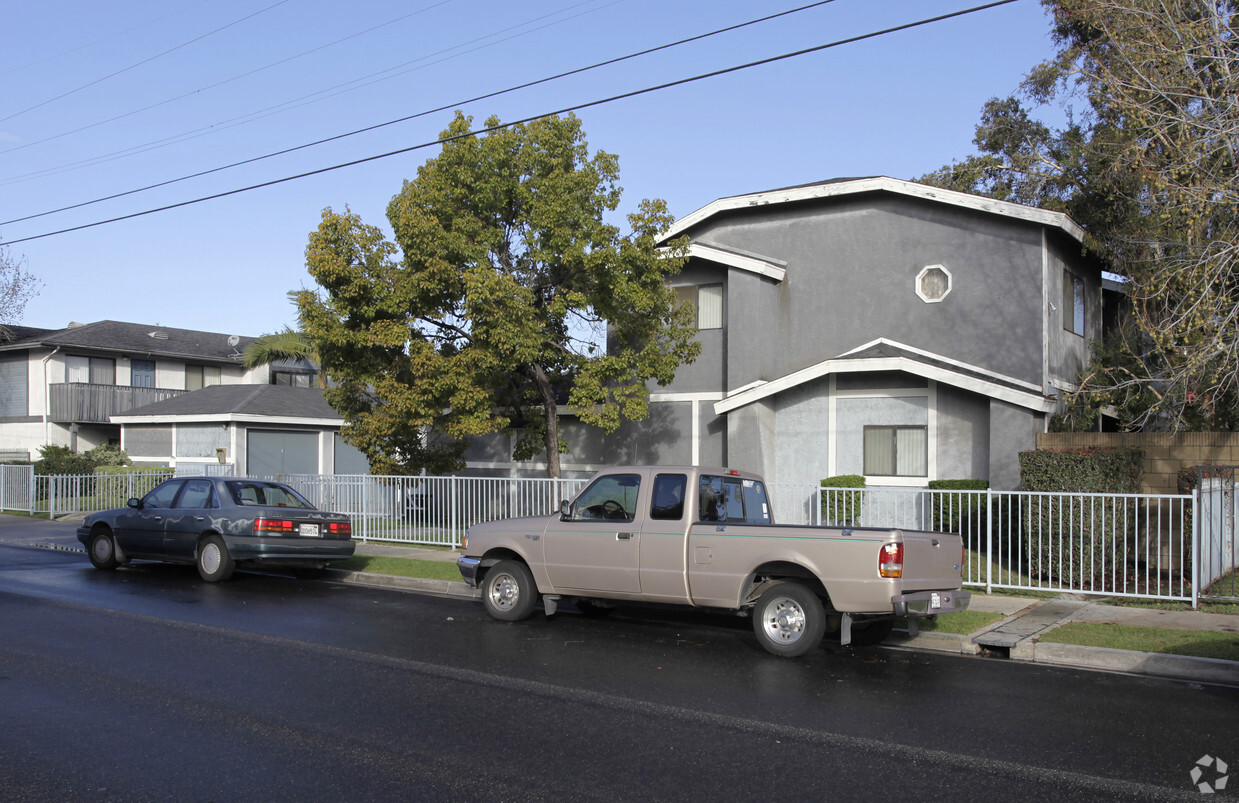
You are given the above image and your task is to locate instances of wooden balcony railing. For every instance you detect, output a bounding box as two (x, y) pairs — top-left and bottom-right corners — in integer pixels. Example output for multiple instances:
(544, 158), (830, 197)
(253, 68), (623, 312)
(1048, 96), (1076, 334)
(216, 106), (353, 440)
(49, 383), (190, 424)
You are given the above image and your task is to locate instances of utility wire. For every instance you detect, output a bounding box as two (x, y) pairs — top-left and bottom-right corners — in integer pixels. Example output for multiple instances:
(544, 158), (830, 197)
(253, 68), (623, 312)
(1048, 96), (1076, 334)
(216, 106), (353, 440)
(0, 0), (213, 79)
(0, 0), (294, 125)
(2, 0), (837, 226)
(1, 0), (1019, 246)
(0, 0), (465, 158)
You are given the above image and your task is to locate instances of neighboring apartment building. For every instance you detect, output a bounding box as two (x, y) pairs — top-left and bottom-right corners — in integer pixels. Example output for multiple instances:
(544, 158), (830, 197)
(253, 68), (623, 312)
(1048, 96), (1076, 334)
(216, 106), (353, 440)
(0, 320), (362, 476)
(466, 177), (1104, 490)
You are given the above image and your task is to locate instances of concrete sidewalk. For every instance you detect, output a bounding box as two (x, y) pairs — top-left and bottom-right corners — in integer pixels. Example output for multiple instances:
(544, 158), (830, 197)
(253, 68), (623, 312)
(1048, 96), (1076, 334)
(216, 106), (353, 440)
(6, 515), (1238, 686)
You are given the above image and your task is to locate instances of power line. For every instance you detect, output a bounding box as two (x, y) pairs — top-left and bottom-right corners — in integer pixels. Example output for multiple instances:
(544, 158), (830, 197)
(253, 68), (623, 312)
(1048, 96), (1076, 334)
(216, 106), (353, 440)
(2, 0), (836, 226)
(0, 0), (213, 79)
(0, 0), (467, 159)
(1, 0), (1020, 246)
(0, 0), (294, 125)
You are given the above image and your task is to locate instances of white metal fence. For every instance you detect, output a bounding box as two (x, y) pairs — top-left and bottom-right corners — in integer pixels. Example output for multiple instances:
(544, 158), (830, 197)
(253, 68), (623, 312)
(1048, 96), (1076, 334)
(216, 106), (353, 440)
(819, 486), (1197, 604)
(281, 473), (587, 546)
(9, 463), (1236, 607)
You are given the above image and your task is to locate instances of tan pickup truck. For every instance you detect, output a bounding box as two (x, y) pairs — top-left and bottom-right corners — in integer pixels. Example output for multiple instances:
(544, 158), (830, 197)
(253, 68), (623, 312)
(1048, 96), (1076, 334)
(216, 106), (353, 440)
(457, 465), (969, 657)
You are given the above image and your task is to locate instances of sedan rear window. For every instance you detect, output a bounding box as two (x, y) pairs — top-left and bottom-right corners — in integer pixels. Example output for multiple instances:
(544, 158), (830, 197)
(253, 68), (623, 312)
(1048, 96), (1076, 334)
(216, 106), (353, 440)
(226, 481), (314, 509)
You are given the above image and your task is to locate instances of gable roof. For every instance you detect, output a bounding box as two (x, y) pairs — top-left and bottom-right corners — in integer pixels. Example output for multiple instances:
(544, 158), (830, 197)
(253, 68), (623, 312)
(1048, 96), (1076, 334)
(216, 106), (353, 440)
(0, 320), (255, 364)
(111, 384), (342, 425)
(714, 338), (1055, 416)
(659, 176), (1086, 245)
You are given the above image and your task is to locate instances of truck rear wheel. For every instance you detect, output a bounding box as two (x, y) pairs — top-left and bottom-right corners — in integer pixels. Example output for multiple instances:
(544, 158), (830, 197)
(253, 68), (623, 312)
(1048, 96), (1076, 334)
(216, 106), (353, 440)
(482, 560), (538, 621)
(752, 582), (825, 657)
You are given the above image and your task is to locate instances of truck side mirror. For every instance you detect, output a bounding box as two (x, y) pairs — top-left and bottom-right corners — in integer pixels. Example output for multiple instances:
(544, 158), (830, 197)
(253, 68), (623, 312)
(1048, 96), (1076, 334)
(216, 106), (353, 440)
(559, 500), (572, 519)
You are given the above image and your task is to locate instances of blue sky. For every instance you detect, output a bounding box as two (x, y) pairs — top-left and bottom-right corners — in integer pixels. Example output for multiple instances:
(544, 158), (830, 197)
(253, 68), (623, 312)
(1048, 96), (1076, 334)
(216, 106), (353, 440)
(1, 0), (1058, 337)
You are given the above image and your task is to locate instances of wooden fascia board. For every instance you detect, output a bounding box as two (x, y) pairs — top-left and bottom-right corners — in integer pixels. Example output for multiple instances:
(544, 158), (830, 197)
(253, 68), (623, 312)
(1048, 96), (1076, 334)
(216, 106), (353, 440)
(713, 356), (1054, 415)
(660, 177), (1086, 244)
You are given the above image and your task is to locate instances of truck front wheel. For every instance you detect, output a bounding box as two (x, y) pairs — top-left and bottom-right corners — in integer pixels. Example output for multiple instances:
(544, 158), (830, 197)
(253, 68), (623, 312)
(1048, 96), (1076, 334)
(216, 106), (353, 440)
(752, 582), (826, 657)
(482, 560), (538, 622)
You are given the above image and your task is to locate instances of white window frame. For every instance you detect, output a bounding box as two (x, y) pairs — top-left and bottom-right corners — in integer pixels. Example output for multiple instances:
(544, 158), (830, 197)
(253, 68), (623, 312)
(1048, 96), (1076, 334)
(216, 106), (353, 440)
(915, 264), (952, 303)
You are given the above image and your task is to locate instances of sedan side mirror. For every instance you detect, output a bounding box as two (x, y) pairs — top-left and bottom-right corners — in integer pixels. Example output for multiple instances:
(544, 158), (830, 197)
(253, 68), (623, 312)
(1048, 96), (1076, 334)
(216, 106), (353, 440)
(126, 498), (141, 509)
(559, 500), (572, 519)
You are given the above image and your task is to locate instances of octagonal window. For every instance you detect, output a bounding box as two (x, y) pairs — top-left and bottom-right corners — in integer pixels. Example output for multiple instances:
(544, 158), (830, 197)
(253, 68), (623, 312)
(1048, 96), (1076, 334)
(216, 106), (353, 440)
(916, 264), (951, 303)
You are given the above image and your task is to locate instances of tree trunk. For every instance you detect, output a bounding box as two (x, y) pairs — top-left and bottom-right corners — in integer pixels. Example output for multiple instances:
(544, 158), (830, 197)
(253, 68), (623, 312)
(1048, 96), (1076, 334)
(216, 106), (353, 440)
(531, 364), (560, 478)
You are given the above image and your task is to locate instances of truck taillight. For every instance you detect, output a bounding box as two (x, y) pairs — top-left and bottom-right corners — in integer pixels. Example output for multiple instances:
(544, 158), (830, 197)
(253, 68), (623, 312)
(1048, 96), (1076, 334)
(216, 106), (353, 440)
(879, 542), (903, 578)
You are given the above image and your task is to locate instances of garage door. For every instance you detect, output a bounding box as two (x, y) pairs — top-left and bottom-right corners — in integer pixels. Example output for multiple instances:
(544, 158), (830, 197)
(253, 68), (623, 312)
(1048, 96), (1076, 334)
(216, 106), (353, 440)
(247, 431), (318, 478)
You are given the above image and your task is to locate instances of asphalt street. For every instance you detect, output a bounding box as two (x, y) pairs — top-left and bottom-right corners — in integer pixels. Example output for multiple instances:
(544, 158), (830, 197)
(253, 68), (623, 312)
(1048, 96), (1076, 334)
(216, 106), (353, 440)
(2, 534), (1237, 800)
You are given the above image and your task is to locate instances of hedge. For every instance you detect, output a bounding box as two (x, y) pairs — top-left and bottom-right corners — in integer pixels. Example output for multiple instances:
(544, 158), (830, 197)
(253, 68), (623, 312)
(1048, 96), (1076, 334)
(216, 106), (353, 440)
(1017, 448), (1144, 587)
(927, 479), (988, 534)
(820, 475), (865, 525)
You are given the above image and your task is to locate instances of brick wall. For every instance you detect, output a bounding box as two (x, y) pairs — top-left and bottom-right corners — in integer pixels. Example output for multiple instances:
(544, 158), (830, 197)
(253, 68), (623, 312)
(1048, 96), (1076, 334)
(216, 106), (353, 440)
(1034, 432), (1239, 495)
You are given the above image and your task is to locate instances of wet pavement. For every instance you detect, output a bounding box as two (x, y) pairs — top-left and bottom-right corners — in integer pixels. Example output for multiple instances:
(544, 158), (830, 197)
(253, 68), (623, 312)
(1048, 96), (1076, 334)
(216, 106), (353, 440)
(7, 513), (1238, 686)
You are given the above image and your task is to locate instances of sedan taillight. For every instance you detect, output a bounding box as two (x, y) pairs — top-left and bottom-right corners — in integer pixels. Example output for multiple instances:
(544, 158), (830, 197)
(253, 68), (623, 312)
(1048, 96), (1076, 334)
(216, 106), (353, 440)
(254, 518), (295, 534)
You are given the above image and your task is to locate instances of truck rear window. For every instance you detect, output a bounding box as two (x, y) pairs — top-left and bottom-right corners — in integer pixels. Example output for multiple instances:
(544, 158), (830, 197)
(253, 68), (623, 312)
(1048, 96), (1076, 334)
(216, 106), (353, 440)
(699, 475), (772, 524)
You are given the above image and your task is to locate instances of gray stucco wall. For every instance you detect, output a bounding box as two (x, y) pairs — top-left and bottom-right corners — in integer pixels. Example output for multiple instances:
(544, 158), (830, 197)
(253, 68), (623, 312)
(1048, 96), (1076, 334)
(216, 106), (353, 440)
(935, 384), (990, 480)
(989, 399), (1043, 490)
(673, 193), (1049, 394)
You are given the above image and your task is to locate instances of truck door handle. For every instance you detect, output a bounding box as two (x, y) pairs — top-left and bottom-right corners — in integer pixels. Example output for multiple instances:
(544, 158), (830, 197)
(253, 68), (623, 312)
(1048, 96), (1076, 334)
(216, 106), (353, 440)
(616, 532), (634, 540)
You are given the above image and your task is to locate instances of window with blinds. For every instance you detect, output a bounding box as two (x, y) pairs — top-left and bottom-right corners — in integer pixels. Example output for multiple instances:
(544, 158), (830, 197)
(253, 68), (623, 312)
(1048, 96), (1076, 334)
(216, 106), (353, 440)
(863, 425), (928, 477)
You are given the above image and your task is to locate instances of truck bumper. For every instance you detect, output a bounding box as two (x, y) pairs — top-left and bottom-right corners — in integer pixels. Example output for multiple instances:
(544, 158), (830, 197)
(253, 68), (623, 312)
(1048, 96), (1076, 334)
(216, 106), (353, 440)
(891, 589), (971, 617)
(457, 555), (481, 587)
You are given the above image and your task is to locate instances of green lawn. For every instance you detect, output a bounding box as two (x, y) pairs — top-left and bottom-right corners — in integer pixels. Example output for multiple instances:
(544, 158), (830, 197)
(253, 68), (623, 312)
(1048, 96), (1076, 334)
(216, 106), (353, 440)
(1040, 622), (1239, 662)
(336, 554), (461, 582)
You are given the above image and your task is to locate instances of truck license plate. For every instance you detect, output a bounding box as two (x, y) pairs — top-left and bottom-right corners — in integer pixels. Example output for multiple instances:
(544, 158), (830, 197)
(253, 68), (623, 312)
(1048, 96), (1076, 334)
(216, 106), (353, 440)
(931, 592), (942, 610)
(299, 523), (320, 537)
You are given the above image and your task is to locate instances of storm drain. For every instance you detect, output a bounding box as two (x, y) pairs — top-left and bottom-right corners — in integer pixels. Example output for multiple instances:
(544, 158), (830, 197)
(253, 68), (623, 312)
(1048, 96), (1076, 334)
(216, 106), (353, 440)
(974, 598), (1096, 655)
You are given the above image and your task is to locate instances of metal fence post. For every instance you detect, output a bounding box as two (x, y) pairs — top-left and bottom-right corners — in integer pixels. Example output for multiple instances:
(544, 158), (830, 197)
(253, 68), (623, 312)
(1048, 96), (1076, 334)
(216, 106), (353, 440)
(1192, 486), (1200, 610)
(985, 489), (993, 595)
(451, 476), (460, 546)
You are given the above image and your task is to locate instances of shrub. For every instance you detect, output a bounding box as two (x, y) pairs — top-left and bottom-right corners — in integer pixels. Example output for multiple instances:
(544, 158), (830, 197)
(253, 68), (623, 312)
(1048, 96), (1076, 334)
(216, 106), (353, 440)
(1018, 448), (1144, 588)
(34, 444), (95, 476)
(86, 443), (132, 468)
(927, 479), (988, 534)
(820, 475), (865, 525)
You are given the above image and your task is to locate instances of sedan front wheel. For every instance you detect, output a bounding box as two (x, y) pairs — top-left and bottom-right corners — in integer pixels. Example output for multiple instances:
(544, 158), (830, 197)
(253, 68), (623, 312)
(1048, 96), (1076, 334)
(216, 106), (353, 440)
(88, 529), (120, 571)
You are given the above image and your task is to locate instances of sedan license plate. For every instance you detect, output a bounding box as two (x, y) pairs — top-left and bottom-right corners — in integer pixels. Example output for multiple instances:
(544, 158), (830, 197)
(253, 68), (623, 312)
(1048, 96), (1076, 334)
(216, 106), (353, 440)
(931, 592), (942, 610)
(299, 523), (321, 538)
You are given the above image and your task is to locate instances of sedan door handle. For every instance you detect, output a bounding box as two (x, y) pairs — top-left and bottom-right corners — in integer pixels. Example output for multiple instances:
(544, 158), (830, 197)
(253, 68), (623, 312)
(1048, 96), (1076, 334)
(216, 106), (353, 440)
(194, 516), (206, 521)
(616, 532), (634, 540)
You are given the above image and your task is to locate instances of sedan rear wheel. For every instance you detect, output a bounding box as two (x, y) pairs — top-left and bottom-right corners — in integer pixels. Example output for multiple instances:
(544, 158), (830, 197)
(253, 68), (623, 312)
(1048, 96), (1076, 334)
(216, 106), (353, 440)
(88, 528), (120, 571)
(197, 535), (235, 582)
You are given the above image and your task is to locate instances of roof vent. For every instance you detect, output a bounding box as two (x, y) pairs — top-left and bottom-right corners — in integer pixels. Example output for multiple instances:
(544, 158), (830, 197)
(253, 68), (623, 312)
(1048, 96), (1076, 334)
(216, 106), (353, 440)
(148, 330), (169, 340)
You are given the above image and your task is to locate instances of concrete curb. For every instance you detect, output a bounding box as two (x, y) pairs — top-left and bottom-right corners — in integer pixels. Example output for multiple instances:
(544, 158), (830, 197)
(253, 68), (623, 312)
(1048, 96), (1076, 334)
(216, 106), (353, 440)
(329, 568), (481, 600)
(1010, 640), (1239, 686)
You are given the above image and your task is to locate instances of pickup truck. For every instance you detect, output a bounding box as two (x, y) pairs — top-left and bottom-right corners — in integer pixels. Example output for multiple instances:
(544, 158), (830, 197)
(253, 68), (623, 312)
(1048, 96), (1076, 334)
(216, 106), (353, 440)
(457, 466), (970, 657)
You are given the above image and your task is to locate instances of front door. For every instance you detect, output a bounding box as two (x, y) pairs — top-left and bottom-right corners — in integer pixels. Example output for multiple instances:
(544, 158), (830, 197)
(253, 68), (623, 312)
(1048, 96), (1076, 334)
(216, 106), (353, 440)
(113, 479), (184, 557)
(543, 472), (643, 594)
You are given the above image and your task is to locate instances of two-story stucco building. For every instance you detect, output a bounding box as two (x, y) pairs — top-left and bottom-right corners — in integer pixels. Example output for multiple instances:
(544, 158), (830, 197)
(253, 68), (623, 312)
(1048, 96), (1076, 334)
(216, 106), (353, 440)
(465, 177), (1103, 490)
(0, 320), (365, 476)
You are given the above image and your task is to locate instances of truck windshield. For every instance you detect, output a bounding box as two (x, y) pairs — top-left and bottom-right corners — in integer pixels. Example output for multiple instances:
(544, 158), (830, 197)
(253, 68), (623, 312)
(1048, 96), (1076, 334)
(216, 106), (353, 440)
(699, 475), (772, 524)
(570, 474), (640, 522)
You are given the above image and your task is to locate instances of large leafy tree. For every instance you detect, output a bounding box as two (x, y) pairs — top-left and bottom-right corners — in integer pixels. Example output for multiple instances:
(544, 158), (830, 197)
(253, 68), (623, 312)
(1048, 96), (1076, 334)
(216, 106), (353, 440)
(298, 112), (699, 477)
(920, 0), (1239, 430)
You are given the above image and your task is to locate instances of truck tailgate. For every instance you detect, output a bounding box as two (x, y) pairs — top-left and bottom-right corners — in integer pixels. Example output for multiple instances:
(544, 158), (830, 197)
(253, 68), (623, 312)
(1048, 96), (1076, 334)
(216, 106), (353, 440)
(899, 531), (963, 591)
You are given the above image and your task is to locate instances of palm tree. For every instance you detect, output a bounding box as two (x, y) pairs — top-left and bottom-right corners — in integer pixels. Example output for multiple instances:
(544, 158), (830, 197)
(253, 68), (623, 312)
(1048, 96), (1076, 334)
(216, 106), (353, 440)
(242, 327), (325, 387)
